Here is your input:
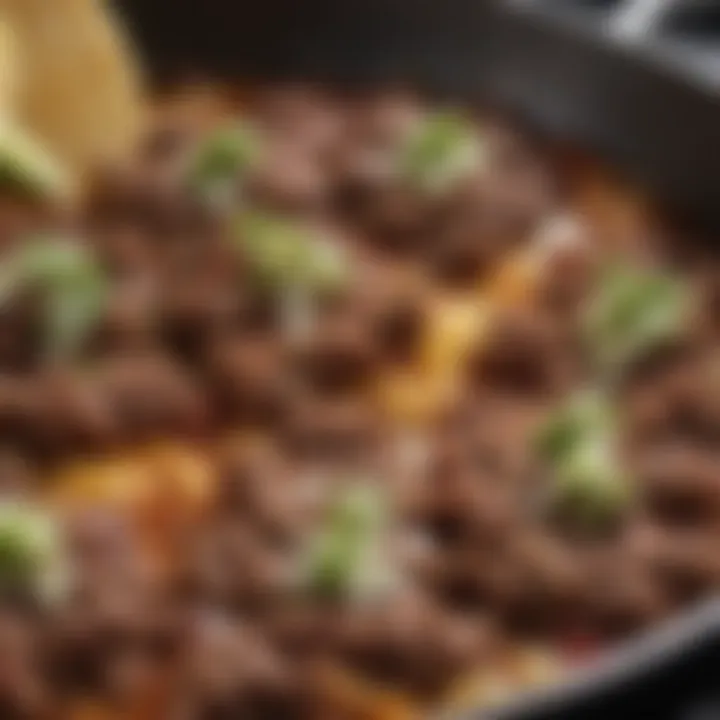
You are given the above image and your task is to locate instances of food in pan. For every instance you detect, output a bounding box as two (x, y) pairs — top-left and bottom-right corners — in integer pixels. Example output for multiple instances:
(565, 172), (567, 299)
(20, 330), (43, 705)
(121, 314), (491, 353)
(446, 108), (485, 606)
(0, 79), (717, 720)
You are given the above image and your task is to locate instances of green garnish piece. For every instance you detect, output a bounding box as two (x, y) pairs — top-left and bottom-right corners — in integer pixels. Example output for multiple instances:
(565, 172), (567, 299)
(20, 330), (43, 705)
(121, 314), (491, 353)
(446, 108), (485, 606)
(535, 388), (611, 464)
(0, 503), (65, 601)
(536, 390), (631, 529)
(0, 123), (69, 200)
(236, 211), (348, 293)
(304, 483), (395, 601)
(398, 111), (485, 194)
(583, 261), (690, 373)
(188, 122), (260, 205)
(551, 435), (633, 530)
(0, 237), (108, 360)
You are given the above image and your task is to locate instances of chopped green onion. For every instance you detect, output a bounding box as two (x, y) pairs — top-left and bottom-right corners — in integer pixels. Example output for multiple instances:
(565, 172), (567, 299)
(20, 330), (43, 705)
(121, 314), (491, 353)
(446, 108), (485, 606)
(303, 483), (396, 601)
(188, 122), (260, 206)
(535, 388), (611, 465)
(398, 111), (485, 195)
(551, 435), (633, 530)
(583, 261), (690, 373)
(235, 211), (348, 293)
(536, 390), (631, 529)
(0, 237), (108, 360)
(0, 502), (66, 602)
(0, 123), (70, 200)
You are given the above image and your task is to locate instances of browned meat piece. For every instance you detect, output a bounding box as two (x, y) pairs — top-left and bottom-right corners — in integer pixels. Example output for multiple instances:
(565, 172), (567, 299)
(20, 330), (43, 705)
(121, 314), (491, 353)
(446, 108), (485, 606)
(628, 522), (720, 604)
(186, 519), (292, 610)
(369, 296), (425, 364)
(0, 197), (53, 253)
(172, 610), (305, 720)
(407, 456), (519, 548)
(281, 394), (380, 462)
(246, 141), (330, 215)
(0, 377), (50, 452)
(96, 278), (160, 355)
(500, 530), (588, 632)
(96, 354), (211, 441)
(292, 316), (379, 395)
(335, 590), (494, 697)
(356, 185), (447, 253)
(203, 333), (290, 426)
(264, 602), (345, 664)
(214, 441), (308, 546)
(576, 543), (668, 637)
(345, 92), (424, 150)
(0, 609), (47, 719)
(417, 543), (521, 611)
(531, 215), (597, 318)
(86, 162), (214, 240)
(160, 279), (244, 362)
(92, 224), (157, 279)
(468, 309), (576, 396)
(49, 513), (172, 698)
(64, 508), (141, 573)
(436, 397), (541, 484)
(32, 369), (120, 454)
(253, 86), (345, 161)
(0, 449), (34, 497)
(633, 445), (720, 527)
(0, 293), (43, 373)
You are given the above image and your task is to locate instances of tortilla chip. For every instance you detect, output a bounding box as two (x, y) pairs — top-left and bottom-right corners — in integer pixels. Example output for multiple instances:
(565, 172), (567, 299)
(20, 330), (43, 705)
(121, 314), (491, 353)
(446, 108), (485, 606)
(1, 0), (143, 177)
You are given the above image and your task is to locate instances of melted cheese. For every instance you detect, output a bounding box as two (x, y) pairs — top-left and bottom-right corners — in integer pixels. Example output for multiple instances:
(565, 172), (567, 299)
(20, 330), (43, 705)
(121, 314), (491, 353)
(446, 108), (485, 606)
(378, 247), (545, 425)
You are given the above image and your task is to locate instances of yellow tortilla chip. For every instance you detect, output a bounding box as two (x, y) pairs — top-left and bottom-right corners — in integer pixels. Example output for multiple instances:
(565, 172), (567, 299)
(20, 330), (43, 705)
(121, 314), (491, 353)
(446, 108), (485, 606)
(0, 0), (143, 176)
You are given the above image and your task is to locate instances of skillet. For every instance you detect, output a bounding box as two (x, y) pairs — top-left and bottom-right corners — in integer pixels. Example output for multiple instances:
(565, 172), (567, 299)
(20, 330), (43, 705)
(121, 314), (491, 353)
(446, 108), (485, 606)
(112, 0), (720, 717)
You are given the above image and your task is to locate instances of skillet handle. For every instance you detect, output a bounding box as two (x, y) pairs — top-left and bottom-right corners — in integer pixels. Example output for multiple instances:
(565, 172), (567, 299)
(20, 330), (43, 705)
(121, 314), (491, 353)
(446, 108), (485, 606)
(610, 0), (683, 39)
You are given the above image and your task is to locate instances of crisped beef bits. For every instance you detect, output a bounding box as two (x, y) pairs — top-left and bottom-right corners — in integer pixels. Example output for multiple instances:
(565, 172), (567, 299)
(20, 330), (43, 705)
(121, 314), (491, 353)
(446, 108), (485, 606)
(0, 450), (34, 497)
(172, 610), (305, 720)
(213, 441), (309, 547)
(334, 590), (495, 698)
(96, 354), (211, 441)
(203, 333), (291, 427)
(48, 509), (174, 700)
(468, 308), (578, 396)
(280, 393), (381, 463)
(0, 608), (47, 719)
(291, 314), (379, 395)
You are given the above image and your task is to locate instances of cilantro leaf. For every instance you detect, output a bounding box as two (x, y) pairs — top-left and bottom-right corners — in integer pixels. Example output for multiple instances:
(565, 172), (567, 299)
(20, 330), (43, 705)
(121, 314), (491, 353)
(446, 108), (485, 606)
(235, 211), (348, 293)
(0, 502), (66, 602)
(399, 111), (485, 194)
(303, 483), (396, 601)
(583, 261), (689, 373)
(188, 122), (260, 206)
(0, 237), (108, 360)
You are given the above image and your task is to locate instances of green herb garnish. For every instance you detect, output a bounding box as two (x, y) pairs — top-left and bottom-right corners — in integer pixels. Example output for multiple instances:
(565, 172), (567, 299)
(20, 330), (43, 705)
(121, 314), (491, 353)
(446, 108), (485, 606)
(551, 434), (632, 529)
(303, 483), (396, 601)
(535, 388), (611, 464)
(398, 111), (485, 194)
(583, 261), (690, 374)
(0, 503), (66, 602)
(536, 390), (631, 530)
(236, 211), (348, 293)
(188, 122), (260, 206)
(0, 237), (108, 360)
